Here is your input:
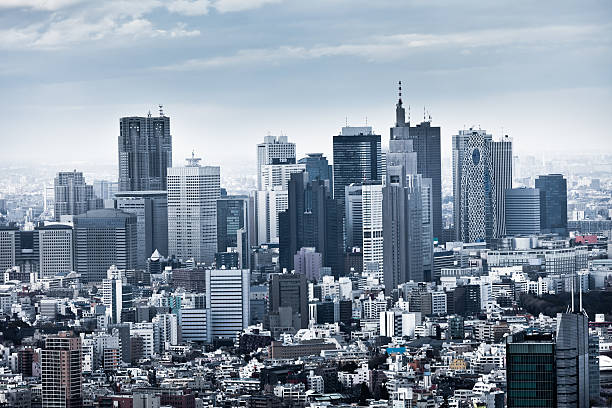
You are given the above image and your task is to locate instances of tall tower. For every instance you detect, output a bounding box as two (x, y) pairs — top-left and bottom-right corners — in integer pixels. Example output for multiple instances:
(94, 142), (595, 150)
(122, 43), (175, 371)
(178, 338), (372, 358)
(536, 174), (568, 236)
(118, 111), (172, 192)
(491, 135), (513, 237)
(167, 154), (220, 265)
(391, 82), (442, 241)
(54, 170), (100, 222)
(256, 135), (296, 190)
(332, 126), (382, 217)
(41, 332), (82, 408)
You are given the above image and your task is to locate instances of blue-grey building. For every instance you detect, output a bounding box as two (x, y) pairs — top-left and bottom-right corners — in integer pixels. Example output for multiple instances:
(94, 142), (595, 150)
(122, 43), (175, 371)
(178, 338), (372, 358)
(505, 188), (540, 236)
(535, 174), (568, 236)
(298, 153), (333, 192)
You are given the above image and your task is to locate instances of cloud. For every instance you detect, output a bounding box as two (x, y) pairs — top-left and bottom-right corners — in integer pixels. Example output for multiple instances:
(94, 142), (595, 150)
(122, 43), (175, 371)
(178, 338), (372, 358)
(213, 0), (282, 13)
(0, 0), (84, 11)
(158, 24), (612, 70)
(166, 0), (211, 16)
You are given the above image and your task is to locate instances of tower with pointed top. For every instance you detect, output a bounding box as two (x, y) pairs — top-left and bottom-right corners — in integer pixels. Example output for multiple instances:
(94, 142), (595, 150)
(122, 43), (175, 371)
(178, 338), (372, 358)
(391, 82), (442, 242)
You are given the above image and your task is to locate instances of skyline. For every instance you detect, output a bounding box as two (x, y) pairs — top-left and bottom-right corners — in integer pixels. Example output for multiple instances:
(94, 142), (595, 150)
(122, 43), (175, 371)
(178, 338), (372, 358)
(1, 0), (611, 167)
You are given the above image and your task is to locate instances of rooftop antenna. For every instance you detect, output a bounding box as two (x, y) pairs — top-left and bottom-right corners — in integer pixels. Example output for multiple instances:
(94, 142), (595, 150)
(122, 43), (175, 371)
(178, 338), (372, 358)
(186, 150), (202, 167)
(365, 116), (368, 126)
(398, 80), (402, 104)
(345, 117), (348, 127)
(579, 272), (583, 312)
(423, 106), (426, 121)
(159, 104), (164, 117)
(408, 105), (411, 122)
(147, 110), (151, 118)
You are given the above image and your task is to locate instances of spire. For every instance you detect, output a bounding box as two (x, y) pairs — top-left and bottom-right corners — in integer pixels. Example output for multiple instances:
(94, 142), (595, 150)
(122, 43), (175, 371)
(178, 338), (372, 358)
(186, 150), (202, 167)
(395, 80), (406, 127)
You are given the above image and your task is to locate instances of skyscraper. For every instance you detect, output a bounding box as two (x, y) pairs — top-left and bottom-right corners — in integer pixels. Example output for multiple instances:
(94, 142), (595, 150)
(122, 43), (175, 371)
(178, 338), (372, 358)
(361, 182), (384, 273)
(37, 224), (73, 278)
(205, 269), (250, 340)
(383, 94), (427, 292)
(344, 183), (363, 250)
(41, 332), (82, 408)
(257, 135), (296, 190)
(217, 195), (249, 260)
(54, 170), (101, 222)
(114, 191), (168, 268)
(491, 135), (513, 237)
(536, 174), (568, 236)
(506, 331), (557, 407)
(332, 126), (382, 216)
(279, 172), (344, 276)
(452, 130), (470, 241)
(73, 209), (137, 283)
(298, 153), (333, 191)
(390, 83), (442, 241)
(556, 311), (590, 407)
(505, 188), (541, 235)
(167, 154), (220, 265)
(118, 111), (172, 192)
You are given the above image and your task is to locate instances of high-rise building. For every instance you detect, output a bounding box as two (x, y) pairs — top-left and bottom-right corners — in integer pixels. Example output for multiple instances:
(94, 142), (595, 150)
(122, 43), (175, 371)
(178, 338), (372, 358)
(54, 170), (101, 222)
(205, 269), (250, 340)
(102, 266), (133, 325)
(73, 209), (137, 283)
(255, 162), (305, 246)
(383, 96), (426, 292)
(556, 311), (590, 407)
(491, 135), (513, 237)
(536, 174), (568, 236)
(269, 272), (309, 331)
(257, 135), (296, 190)
(93, 180), (119, 200)
(361, 182), (384, 273)
(217, 195), (249, 267)
(118, 112), (172, 192)
(279, 172), (344, 277)
(344, 183), (363, 250)
(390, 84), (442, 241)
(0, 226), (16, 273)
(332, 126), (382, 216)
(167, 154), (220, 265)
(454, 129), (512, 244)
(506, 331), (557, 407)
(505, 188), (541, 235)
(298, 153), (333, 191)
(114, 191), (168, 268)
(37, 224), (73, 278)
(41, 332), (82, 408)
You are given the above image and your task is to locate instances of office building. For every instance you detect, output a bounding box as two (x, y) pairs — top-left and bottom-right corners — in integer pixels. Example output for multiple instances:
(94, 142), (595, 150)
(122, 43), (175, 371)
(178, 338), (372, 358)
(279, 172), (344, 276)
(269, 272), (309, 332)
(452, 130), (470, 241)
(257, 135), (296, 190)
(293, 247), (322, 281)
(205, 269), (250, 339)
(491, 135), (513, 237)
(73, 209), (137, 283)
(102, 267), (133, 325)
(536, 174), (568, 236)
(180, 308), (212, 343)
(217, 195), (249, 267)
(505, 188), (541, 235)
(93, 180), (118, 200)
(167, 154), (220, 265)
(41, 332), (82, 408)
(345, 183), (363, 250)
(114, 190), (168, 268)
(383, 98), (425, 292)
(361, 182), (384, 273)
(506, 331), (557, 407)
(118, 112), (172, 191)
(0, 226), (16, 272)
(38, 224), (73, 278)
(332, 126), (382, 216)
(556, 311), (590, 407)
(298, 153), (333, 191)
(54, 170), (101, 222)
(390, 84), (442, 241)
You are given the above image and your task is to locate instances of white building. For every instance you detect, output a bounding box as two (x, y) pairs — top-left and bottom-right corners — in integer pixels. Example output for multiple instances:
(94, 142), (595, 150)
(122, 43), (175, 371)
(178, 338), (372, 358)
(167, 155), (220, 265)
(38, 224), (73, 278)
(153, 313), (179, 349)
(257, 135), (296, 190)
(362, 183), (384, 272)
(206, 269), (250, 339)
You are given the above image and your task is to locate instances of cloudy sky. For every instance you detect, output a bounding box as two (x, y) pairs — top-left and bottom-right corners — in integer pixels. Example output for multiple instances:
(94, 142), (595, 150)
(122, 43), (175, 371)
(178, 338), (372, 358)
(1, 0), (611, 171)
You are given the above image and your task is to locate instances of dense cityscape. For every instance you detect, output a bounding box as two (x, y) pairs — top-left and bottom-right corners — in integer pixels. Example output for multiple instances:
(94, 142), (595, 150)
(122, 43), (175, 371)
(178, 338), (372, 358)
(0, 83), (610, 408)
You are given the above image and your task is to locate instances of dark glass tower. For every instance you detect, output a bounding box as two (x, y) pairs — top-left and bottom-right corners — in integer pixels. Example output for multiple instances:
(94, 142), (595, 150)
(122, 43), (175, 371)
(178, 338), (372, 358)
(118, 111), (172, 192)
(535, 174), (568, 236)
(506, 331), (557, 407)
(298, 153), (333, 192)
(216, 195), (249, 267)
(279, 172), (344, 277)
(332, 127), (381, 217)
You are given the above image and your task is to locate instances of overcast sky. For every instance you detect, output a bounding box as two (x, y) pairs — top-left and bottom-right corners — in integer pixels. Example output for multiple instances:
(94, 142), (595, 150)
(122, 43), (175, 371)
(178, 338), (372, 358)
(1, 0), (611, 171)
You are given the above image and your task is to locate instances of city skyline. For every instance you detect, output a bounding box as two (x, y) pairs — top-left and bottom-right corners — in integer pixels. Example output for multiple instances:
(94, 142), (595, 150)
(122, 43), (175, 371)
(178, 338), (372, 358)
(1, 1), (611, 167)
